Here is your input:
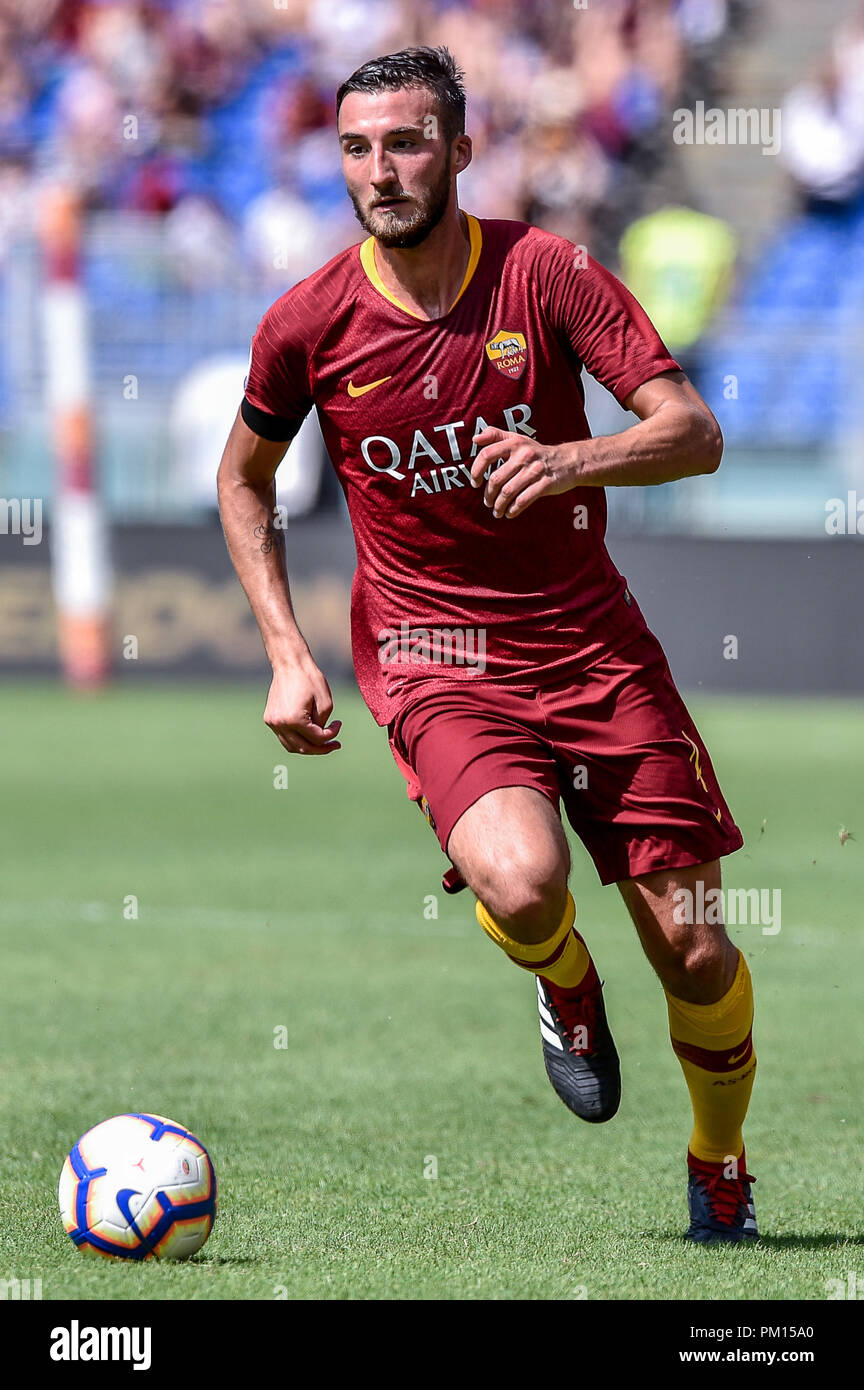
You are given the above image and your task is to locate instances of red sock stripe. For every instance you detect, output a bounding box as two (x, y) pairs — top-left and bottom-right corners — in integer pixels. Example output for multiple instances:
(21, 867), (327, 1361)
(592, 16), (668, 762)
(687, 1148), (747, 1176)
(671, 1029), (753, 1074)
(506, 929), (572, 973)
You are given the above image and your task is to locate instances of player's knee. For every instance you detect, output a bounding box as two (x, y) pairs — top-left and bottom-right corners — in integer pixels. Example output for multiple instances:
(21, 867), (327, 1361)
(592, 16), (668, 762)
(668, 932), (733, 997)
(475, 848), (569, 944)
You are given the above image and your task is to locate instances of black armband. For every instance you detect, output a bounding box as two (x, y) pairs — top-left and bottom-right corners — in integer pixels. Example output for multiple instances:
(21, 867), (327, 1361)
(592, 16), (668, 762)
(240, 396), (301, 443)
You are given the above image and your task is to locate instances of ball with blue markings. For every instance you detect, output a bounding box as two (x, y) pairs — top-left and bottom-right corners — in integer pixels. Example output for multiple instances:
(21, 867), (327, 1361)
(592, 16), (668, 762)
(58, 1113), (217, 1260)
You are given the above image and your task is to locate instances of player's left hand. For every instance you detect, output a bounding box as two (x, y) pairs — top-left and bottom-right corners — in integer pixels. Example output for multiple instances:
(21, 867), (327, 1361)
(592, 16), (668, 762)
(469, 427), (577, 519)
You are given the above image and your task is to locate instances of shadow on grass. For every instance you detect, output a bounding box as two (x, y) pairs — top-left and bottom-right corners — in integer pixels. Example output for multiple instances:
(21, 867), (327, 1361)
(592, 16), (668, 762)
(643, 1231), (864, 1250)
(754, 1233), (864, 1251)
(194, 1256), (263, 1267)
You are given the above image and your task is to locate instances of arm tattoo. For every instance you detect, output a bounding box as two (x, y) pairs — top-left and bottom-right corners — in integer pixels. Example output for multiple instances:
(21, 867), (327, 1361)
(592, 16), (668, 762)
(253, 518), (285, 557)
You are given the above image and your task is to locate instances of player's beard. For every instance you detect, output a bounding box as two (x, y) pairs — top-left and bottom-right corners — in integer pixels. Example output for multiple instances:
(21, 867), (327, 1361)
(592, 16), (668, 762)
(350, 150), (453, 249)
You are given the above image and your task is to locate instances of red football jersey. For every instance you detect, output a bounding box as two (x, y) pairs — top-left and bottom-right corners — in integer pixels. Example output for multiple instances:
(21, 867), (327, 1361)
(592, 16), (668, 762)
(242, 215), (679, 725)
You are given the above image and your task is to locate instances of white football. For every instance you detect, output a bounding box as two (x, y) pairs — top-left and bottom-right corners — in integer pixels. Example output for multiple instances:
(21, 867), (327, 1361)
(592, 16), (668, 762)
(59, 1112), (216, 1260)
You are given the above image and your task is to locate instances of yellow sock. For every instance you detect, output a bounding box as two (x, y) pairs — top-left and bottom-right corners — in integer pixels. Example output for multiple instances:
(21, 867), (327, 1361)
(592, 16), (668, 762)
(475, 891), (591, 989)
(666, 950), (756, 1164)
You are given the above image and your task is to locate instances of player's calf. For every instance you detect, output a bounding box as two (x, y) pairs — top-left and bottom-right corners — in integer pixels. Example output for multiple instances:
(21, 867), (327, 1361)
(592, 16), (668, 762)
(448, 787), (621, 1123)
(619, 865), (759, 1240)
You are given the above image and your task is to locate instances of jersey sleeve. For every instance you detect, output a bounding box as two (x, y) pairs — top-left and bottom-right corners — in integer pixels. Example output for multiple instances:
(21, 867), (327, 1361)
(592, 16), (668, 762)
(538, 242), (680, 407)
(241, 297), (313, 442)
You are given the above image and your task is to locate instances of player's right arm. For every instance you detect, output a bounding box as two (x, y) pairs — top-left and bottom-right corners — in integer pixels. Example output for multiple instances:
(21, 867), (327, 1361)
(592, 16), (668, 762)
(217, 410), (341, 756)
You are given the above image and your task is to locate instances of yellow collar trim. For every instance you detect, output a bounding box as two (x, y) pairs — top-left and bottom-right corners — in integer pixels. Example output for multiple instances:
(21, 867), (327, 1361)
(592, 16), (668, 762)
(359, 213), (482, 321)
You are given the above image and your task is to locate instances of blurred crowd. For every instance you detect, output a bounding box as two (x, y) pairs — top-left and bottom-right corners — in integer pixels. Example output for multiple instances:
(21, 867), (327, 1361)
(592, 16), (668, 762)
(782, 3), (864, 212)
(0, 0), (751, 277)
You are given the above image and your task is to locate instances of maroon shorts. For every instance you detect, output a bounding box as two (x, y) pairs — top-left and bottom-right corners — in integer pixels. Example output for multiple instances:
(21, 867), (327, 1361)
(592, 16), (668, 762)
(387, 629), (743, 887)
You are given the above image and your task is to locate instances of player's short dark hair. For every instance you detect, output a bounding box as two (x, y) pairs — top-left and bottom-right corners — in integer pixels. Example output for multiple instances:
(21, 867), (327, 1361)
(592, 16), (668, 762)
(336, 45), (466, 144)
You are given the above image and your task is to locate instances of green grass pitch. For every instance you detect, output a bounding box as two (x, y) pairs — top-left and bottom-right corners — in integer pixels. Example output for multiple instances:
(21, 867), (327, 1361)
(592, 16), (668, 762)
(0, 681), (861, 1300)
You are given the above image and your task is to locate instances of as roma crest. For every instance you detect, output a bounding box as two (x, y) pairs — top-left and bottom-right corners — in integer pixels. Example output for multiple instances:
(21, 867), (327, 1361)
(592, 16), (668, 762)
(485, 329), (528, 380)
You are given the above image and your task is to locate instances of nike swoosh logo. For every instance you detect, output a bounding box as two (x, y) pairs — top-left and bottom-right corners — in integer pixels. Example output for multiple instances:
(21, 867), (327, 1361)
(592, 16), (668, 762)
(116, 1187), (145, 1235)
(347, 376), (392, 397)
(728, 1046), (749, 1066)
